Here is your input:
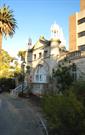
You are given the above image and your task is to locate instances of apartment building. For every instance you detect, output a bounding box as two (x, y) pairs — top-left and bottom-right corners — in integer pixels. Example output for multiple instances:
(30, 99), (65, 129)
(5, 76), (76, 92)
(69, 0), (85, 51)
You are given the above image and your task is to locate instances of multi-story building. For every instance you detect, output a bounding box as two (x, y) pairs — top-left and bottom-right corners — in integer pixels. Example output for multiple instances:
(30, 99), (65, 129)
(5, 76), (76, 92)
(25, 0), (85, 96)
(11, 0), (85, 96)
(69, 0), (85, 51)
(26, 23), (66, 95)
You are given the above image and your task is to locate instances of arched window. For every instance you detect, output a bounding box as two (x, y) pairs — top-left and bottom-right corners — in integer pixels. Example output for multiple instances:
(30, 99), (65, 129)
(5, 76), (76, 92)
(34, 63), (49, 83)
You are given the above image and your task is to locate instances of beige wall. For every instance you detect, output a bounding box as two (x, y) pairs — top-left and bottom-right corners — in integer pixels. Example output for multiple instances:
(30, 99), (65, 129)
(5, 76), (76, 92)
(69, 14), (77, 51)
(77, 10), (85, 47)
(78, 36), (85, 46)
(78, 10), (85, 19)
(78, 23), (85, 33)
(80, 0), (85, 11)
(69, 5), (85, 52)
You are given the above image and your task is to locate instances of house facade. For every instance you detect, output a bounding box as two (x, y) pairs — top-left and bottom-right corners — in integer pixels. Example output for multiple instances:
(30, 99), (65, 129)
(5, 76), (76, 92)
(26, 23), (66, 95)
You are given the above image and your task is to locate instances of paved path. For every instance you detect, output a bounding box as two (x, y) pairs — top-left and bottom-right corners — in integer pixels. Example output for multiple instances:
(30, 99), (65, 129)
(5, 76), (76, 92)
(0, 93), (45, 135)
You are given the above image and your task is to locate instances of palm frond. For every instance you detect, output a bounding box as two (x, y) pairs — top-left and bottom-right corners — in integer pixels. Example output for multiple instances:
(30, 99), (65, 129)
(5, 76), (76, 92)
(0, 4), (17, 37)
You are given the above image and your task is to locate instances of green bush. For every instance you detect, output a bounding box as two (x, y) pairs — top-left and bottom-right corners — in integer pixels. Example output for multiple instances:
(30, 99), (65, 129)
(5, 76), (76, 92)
(0, 78), (15, 92)
(42, 93), (85, 135)
(66, 80), (85, 106)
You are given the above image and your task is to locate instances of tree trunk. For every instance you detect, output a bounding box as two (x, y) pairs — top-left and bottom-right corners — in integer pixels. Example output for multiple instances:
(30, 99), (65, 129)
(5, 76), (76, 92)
(0, 32), (2, 53)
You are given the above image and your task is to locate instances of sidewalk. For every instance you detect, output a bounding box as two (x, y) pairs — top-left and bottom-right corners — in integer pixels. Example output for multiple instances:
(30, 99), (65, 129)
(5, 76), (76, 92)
(26, 95), (43, 117)
(3, 92), (48, 135)
(20, 94), (48, 135)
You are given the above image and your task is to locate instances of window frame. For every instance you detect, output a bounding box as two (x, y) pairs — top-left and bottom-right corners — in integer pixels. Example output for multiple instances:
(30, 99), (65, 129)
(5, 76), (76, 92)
(34, 54), (36, 60)
(78, 17), (85, 25)
(78, 31), (85, 37)
(44, 50), (48, 58)
(39, 52), (42, 58)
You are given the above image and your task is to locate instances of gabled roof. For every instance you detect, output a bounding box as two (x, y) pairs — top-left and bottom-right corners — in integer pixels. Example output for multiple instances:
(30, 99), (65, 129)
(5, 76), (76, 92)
(31, 36), (50, 50)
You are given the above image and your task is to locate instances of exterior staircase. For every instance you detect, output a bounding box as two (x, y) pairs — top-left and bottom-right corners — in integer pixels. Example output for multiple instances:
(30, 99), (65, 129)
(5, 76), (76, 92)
(10, 81), (28, 97)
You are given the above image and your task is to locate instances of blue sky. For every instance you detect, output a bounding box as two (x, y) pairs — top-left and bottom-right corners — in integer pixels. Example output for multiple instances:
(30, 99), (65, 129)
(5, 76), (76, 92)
(1, 0), (79, 57)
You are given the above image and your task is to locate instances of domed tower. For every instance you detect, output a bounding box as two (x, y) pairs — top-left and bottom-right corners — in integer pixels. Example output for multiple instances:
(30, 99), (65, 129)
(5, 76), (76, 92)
(51, 22), (60, 39)
(50, 22), (66, 58)
(50, 22), (61, 58)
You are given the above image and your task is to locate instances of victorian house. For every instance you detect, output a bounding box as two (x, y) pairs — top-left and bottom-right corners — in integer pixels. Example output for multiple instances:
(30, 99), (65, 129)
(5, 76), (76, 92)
(26, 23), (66, 95)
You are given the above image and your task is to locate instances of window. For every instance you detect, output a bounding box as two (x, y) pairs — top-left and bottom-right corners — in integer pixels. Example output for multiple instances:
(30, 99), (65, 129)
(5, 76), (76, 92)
(34, 54), (36, 59)
(36, 74), (39, 81)
(78, 31), (85, 37)
(44, 50), (48, 57)
(79, 45), (85, 51)
(39, 52), (42, 58)
(35, 74), (43, 82)
(40, 74), (42, 81)
(78, 17), (85, 25)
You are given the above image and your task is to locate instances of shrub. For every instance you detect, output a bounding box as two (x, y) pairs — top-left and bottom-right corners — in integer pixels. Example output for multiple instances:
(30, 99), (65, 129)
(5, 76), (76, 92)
(42, 93), (85, 135)
(66, 80), (85, 106)
(0, 78), (15, 92)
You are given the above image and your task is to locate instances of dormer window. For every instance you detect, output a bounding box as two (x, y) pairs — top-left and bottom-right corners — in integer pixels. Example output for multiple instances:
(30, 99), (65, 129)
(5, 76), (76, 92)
(39, 52), (42, 58)
(34, 54), (36, 60)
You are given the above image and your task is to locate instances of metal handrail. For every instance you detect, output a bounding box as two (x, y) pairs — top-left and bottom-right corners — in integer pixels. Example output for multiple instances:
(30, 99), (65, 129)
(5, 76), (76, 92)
(10, 81), (27, 96)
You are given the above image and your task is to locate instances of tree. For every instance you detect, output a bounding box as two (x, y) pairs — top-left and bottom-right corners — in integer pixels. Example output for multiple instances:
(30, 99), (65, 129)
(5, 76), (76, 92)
(47, 64), (74, 94)
(0, 49), (12, 78)
(0, 49), (21, 78)
(18, 50), (26, 61)
(0, 4), (17, 54)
